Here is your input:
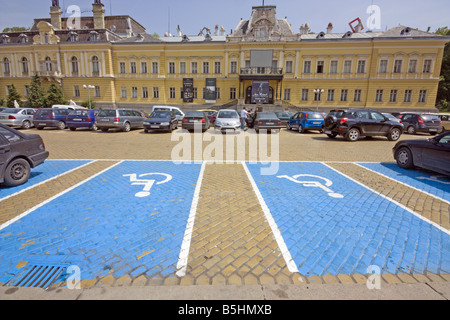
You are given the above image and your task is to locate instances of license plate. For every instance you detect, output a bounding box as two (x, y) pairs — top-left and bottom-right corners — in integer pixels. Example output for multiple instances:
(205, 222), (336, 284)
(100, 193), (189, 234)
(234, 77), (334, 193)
(313, 122), (321, 125)
(150, 125), (160, 129)
(325, 130), (331, 134)
(189, 120), (199, 123)
(73, 118), (82, 121)
(39, 123), (46, 126)
(101, 118), (110, 122)
(0, 116), (6, 119)
(266, 122), (274, 125)
(430, 129), (437, 132)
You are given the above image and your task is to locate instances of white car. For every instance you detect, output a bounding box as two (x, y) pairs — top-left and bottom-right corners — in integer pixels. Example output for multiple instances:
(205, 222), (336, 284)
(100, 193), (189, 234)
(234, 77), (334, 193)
(214, 109), (241, 133)
(152, 106), (185, 121)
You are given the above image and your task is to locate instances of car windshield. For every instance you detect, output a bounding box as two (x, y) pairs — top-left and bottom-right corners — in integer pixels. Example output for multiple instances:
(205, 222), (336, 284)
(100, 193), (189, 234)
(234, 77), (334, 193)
(185, 111), (205, 117)
(307, 113), (324, 119)
(275, 112), (291, 118)
(258, 113), (278, 119)
(383, 113), (396, 120)
(218, 111), (238, 119)
(97, 110), (116, 117)
(150, 111), (171, 118)
(421, 114), (441, 121)
(328, 110), (347, 118)
(2, 109), (21, 114)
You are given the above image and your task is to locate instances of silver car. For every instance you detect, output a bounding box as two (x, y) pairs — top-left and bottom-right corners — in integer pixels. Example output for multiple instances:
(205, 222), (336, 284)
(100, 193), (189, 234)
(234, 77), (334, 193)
(0, 108), (36, 129)
(96, 109), (146, 132)
(214, 109), (241, 133)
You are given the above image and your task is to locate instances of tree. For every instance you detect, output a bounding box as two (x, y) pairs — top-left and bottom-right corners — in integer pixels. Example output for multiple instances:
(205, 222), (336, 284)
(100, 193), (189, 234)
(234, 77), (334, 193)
(436, 27), (450, 112)
(6, 84), (22, 108)
(44, 82), (67, 107)
(27, 73), (46, 108)
(2, 27), (29, 33)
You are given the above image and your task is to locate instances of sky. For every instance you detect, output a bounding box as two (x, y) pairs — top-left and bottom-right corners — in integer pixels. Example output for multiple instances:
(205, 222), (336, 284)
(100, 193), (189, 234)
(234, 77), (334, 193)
(0, 0), (449, 36)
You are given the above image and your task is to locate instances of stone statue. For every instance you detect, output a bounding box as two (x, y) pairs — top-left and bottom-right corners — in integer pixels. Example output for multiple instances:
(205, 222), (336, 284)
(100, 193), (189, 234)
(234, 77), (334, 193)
(52, 0), (59, 6)
(94, 0), (102, 4)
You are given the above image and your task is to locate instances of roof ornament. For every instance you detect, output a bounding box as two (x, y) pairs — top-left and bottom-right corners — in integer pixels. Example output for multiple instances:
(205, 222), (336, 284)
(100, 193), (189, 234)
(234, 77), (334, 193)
(51, 0), (59, 6)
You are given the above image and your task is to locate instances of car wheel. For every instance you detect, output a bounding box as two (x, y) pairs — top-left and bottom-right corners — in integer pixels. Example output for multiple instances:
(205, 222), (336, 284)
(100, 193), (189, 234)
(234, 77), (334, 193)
(123, 122), (131, 132)
(57, 121), (66, 130)
(91, 124), (98, 131)
(168, 124), (173, 133)
(407, 126), (416, 135)
(286, 123), (291, 130)
(22, 120), (31, 129)
(298, 125), (304, 134)
(36, 126), (44, 130)
(69, 127), (76, 131)
(327, 133), (337, 139)
(396, 147), (414, 169)
(388, 128), (402, 141)
(101, 128), (109, 132)
(4, 158), (31, 187)
(345, 128), (360, 142)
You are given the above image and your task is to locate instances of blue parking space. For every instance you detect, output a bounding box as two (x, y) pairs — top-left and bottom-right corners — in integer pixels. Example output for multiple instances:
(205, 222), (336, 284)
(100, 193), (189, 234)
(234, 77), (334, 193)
(358, 162), (450, 203)
(0, 161), (202, 284)
(246, 162), (450, 276)
(0, 160), (90, 200)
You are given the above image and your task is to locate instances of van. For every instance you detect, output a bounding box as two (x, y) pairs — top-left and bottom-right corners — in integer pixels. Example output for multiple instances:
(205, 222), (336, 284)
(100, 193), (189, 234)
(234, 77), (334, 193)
(52, 104), (87, 111)
(152, 106), (185, 121)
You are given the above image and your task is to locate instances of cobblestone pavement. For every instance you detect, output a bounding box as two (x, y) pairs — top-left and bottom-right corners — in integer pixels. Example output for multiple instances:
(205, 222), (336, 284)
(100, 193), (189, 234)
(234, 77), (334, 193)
(0, 127), (449, 291)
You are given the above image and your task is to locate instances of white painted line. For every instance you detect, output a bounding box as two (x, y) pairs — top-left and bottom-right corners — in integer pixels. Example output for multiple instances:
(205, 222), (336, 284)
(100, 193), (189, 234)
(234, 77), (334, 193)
(0, 160), (97, 203)
(354, 163), (450, 206)
(176, 161), (207, 277)
(322, 162), (450, 236)
(0, 161), (124, 232)
(241, 161), (300, 274)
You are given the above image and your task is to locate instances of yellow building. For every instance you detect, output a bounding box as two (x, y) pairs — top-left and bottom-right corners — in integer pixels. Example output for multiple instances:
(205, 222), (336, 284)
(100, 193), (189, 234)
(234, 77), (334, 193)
(0, 1), (448, 113)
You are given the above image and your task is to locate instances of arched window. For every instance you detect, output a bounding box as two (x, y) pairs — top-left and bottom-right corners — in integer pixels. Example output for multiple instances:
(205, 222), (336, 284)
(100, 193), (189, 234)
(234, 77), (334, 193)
(22, 57), (29, 74)
(45, 56), (52, 71)
(3, 57), (10, 74)
(71, 56), (79, 74)
(92, 56), (100, 74)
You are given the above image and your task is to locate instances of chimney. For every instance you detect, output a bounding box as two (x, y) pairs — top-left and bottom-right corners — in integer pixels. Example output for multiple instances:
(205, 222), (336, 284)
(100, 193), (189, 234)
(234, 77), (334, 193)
(50, 1), (62, 30)
(327, 22), (333, 34)
(93, 0), (105, 29)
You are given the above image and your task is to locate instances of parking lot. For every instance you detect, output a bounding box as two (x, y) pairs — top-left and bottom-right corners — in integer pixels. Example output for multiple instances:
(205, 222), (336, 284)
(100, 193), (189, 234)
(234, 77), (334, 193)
(0, 126), (449, 293)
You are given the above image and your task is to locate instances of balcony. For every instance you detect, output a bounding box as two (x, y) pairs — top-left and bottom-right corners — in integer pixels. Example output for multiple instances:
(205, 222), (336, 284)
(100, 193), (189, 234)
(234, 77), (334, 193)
(239, 67), (284, 80)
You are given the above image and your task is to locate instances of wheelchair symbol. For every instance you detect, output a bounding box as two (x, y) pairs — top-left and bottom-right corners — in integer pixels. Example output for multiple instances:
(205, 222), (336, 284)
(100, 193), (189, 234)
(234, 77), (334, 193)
(277, 174), (344, 199)
(123, 173), (173, 198)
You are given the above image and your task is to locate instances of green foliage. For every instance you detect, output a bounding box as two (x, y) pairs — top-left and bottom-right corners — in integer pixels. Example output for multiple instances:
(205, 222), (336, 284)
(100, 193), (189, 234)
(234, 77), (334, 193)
(80, 100), (96, 109)
(6, 84), (23, 108)
(44, 82), (67, 108)
(27, 73), (46, 108)
(2, 27), (29, 33)
(0, 98), (5, 107)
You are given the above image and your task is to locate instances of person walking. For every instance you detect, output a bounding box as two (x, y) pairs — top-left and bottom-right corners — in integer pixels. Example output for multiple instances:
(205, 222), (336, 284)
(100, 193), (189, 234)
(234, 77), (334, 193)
(241, 107), (248, 130)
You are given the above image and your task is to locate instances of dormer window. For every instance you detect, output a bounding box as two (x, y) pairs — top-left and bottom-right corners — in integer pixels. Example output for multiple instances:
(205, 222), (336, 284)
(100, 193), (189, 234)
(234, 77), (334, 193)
(19, 34), (28, 44)
(69, 31), (78, 42)
(1, 35), (9, 44)
(90, 31), (99, 42)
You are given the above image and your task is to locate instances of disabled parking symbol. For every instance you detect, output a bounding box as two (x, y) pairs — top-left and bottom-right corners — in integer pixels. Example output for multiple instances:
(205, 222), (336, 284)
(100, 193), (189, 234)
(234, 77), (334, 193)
(123, 173), (172, 198)
(277, 174), (344, 199)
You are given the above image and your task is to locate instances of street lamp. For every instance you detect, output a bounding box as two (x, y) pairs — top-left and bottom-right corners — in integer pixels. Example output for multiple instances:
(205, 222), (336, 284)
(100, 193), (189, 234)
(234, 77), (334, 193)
(314, 89), (324, 112)
(83, 85), (95, 109)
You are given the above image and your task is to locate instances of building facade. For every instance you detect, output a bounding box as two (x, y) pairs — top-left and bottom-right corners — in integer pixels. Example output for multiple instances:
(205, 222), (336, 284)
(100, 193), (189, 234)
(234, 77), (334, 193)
(0, 1), (448, 112)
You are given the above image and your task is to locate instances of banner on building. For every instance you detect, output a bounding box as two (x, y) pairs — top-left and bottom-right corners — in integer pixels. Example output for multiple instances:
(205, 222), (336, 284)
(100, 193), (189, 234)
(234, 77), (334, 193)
(183, 78), (194, 103)
(204, 78), (216, 103)
(251, 81), (270, 104)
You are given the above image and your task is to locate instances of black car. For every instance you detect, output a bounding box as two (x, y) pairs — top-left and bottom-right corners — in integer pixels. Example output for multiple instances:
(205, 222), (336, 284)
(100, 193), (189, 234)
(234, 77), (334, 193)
(324, 108), (404, 142)
(181, 111), (210, 132)
(399, 113), (443, 135)
(0, 124), (49, 187)
(248, 112), (282, 133)
(393, 131), (450, 176)
(144, 111), (178, 133)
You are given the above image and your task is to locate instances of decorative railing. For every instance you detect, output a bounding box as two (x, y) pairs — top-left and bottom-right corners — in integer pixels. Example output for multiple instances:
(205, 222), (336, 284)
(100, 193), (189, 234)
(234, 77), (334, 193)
(240, 67), (283, 75)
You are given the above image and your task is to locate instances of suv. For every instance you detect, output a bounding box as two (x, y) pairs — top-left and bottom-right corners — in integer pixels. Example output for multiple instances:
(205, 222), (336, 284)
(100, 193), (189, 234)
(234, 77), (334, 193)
(324, 108), (404, 142)
(33, 108), (71, 130)
(96, 109), (146, 132)
(400, 113), (443, 135)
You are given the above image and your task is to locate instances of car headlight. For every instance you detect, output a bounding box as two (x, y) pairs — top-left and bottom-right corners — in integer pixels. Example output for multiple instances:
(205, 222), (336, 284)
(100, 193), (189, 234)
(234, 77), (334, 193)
(161, 122), (170, 126)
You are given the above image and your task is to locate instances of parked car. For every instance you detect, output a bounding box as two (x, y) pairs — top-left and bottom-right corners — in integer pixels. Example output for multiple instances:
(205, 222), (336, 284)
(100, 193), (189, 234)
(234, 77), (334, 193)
(323, 108), (404, 142)
(67, 109), (100, 131)
(287, 111), (325, 133)
(144, 111), (178, 133)
(247, 112), (282, 133)
(399, 113), (443, 135)
(33, 108), (71, 130)
(382, 113), (402, 123)
(182, 111), (210, 132)
(0, 108), (6, 113)
(0, 108), (36, 129)
(214, 109), (241, 133)
(96, 109), (146, 132)
(393, 131), (450, 176)
(435, 113), (450, 131)
(152, 106), (185, 121)
(0, 124), (49, 187)
(197, 109), (218, 124)
(275, 112), (293, 127)
(52, 104), (87, 111)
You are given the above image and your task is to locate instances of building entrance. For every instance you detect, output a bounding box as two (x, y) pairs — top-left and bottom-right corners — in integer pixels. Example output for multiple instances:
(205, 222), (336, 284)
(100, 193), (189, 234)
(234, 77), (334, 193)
(245, 86), (274, 104)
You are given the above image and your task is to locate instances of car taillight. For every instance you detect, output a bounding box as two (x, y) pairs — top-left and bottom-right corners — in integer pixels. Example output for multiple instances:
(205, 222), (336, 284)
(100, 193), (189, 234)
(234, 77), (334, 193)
(258, 122), (263, 125)
(8, 115), (16, 120)
(418, 117), (425, 125)
(46, 116), (56, 119)
(340, 117), (348, 124)
(182, 118), (188, 123)
(202, 118), (206, 123)
(114, 117), (120, 122)
(66, 116), (69, 121)
(304, 113), (308, 120)
(278, 122), (282, 125)
(86, 117), (91, 121)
